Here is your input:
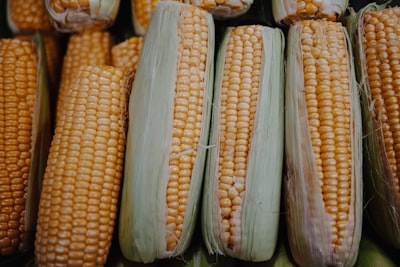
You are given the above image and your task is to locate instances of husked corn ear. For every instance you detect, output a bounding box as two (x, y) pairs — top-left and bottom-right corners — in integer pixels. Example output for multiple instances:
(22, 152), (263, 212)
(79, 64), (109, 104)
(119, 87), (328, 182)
(187, 0), (254, 20)
(284, 20), (362, 267)
(201, 24), (284, 262)
(35, 65), (131, 267)
(56, 30), (112, 124)
(272, 0), (348, 26)
(44, 0), (121, 33)
(131, 0), (182, 36)
(352, 3), (400, 248)
(0, 33), (51, 255)
(7, 0), (52, 34)
(118, 2), (214, 263)
(111, 36), (143, 76)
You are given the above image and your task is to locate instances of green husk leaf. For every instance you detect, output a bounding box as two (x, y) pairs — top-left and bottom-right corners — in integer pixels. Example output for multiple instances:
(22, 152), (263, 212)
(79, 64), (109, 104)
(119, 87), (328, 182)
(44, 0), (120, 33)
(354, 236), (397, 267)
(350, 2), (400, 248)
(118, 2), (215, 264)
(284, 21), (362, 267)
(272, 0), (349, 27)
(201, 25), (285, 262)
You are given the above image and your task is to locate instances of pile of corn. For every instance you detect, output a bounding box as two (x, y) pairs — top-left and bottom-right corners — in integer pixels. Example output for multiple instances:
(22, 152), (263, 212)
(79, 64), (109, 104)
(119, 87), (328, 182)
(0, 0), (400, 266)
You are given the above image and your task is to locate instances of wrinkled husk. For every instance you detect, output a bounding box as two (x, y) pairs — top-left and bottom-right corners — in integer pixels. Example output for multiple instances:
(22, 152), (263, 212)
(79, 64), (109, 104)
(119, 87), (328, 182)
(272, 0), (349, 27)
(284, 21), (363, 267)
(201, 25), (285, 262)
(349, 2), (400, 248)
(44, 0), (120, 33)
(118, 2), (215, 264)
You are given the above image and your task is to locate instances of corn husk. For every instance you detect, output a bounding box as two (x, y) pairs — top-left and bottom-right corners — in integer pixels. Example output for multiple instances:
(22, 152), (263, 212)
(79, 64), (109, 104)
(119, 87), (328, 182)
(350, 2), (400, 248)
(118, 2), (215, 263)
(201, 25), (285, 262)
(354, 236), (397, 267)
(44, 0), (120, 33)
(186, 0), (254, 20)
(272, 0), (349, 27)
(284, 21), (363, 267)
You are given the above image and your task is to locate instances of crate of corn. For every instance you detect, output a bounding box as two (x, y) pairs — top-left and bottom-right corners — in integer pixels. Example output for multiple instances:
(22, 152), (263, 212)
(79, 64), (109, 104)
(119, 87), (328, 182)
(0, 33), (51, 256)
(350, 2), (400, 249)
(201, 24), (285, 262)
(284, 19), (363, 267)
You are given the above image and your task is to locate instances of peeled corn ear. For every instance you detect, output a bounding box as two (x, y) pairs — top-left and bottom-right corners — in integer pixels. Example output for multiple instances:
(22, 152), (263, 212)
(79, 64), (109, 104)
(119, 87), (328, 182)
(44, 0), (121, 33)
(284, 20), (362, 267)
(351, 3), (400, 248)
(0, 32), (51, 255)
(201, 24), (285, 262)
(272, 0), (348, 27)
(118, 1), (214, 263)
(35, 65), (131, 266)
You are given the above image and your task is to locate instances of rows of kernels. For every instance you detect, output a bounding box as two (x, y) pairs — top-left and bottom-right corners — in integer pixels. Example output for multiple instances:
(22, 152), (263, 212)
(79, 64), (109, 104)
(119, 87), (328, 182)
(362, 7), (400, 201)
(35, 65), (129, 266)
(55, 31), (112, 124)
(218, 25), (262, 250)
(165, 6), (209, 251)
(301, 20), (352, 251)
(0, 39), (37, 255)
(111, 36), (144, 75)
(8, 0), (52, 33)
(132, 0), (182, 34)
(50, 0), (90, 13)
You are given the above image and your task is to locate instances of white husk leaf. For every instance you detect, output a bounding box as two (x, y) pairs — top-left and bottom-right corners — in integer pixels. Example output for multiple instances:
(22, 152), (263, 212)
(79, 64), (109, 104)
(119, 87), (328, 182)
(44, 0), (120, 33)
(272, 0), (349, 26)
(351, 2), (400, 248)
(284, 21), (362, 267)
(201, 25), (285, 262)
(118, 2), (214, 264)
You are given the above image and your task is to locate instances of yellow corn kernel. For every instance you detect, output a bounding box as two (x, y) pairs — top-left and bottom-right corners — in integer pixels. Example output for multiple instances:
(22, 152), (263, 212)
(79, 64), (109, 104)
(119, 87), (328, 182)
(111, 36), (143, 76)
(0, 38), (38, 255)
(35, 65), (131, 267)
(7, 0), (53, 34)
(285, 19), (362, 267)
(188, 0), (254, 19)
(55, 30), (112, 124)
(119, 2), (215, 263)
(49, 0), (90, 13)
(355, 4), (400, 248)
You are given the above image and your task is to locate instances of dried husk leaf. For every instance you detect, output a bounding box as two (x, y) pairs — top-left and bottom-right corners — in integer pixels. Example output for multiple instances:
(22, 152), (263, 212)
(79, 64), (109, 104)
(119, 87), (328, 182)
(284, 21), (362, 267)
(118, 2), (215, 263)
(201, 25), (285, 262)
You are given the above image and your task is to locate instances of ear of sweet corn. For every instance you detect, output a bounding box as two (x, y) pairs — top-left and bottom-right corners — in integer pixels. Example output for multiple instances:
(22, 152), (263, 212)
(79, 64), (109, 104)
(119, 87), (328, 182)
(35, 65), (131, 266)
(0, 32), (51, 256)
(284, 20), (362, 267)
(351, 3), (400, 248)
(272, 0), (349, 27)
(201, 24), (285, 262)
(55, 30), (113, 124)
(44, 0), (121, 33)
(186, 0), (254, 20)
(118, 2), (214, 263)
(111, 36), (144, 76)
(6, 0), (52, 34)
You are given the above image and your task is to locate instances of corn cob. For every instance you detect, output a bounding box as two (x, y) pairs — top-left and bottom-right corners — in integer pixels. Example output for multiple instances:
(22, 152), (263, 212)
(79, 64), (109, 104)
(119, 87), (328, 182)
(7, 0), (53, 34)
(118, 2), (214, 263)
(55, 30), (113, 124)
(351, 3), (400, 248)
(44, 0), (121, 33)
(35, 65), (131, 267)
(111, 36), (144, 76)
(284, 20), (362, 267)
(201, 24), (284, 262)
(0, 33), (51, 256)
(272, 0), (348, 27)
